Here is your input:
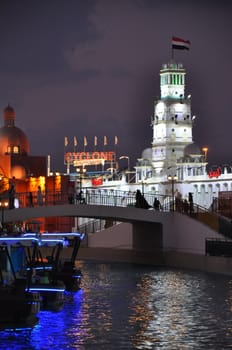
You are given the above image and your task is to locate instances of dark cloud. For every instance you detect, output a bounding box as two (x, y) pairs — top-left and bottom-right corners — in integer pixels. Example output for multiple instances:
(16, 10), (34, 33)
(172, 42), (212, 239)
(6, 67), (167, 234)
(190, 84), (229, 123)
(0, 0), (231, 172)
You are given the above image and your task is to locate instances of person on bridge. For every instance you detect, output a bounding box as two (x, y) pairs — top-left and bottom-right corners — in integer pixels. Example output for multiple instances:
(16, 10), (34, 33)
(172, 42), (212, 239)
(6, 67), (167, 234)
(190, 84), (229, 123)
(37, 186), (43, 206)
(68, 186), (74, 204)
(8, 183), (15, 209)
(153, 197), (161, 211)
(135, 189), (151, 209)
(77, 191), (86, 204)
(29, 192), (34, 207)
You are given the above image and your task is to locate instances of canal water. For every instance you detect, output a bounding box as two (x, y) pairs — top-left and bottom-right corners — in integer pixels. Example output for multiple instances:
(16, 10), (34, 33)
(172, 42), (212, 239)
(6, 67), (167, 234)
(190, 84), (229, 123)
(1, 260), (232, 349)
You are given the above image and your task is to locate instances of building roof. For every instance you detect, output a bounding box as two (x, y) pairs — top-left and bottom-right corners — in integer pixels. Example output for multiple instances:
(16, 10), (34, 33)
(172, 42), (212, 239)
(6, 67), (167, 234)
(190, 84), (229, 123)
(184, 143), (201, 157)
(0, 105), (29, 156)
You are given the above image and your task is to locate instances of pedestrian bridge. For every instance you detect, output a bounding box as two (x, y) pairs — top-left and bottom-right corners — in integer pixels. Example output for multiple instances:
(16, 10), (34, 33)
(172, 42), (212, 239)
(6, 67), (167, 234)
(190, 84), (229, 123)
(4, 204), (165, 225)
(3, 189), (171, 226)
(3, 195), (232, 269)
(2, 190), (232, 273)
(2, 189), (232, 240)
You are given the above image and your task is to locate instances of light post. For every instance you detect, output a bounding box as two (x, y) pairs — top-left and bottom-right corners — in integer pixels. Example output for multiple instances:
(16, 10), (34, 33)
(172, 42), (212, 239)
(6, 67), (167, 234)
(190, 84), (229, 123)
(168, 175), (178, 211)
(138, 178), (147, 196)
(202, 147), (208, 161)
(0, 200), (8, 231)
(119, 156), (130, 182)
(76, 167), (87, 193)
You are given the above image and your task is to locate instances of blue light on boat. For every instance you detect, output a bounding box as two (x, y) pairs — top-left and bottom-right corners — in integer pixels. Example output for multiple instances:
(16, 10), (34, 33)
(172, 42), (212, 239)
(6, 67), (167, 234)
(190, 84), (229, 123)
(0, 237), (39, 243)
(40, 239), (64, 244)
(26, 266), (53, 271)
(29, 287), (65, 292)
(22, 232), (85, 242)
(3, 327), (34, 331)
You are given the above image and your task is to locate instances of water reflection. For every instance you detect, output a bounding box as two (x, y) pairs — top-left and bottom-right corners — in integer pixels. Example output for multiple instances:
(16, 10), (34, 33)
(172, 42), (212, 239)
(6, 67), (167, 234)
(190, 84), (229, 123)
(129, 269), (232, 349)
(1, 263), (232, 349)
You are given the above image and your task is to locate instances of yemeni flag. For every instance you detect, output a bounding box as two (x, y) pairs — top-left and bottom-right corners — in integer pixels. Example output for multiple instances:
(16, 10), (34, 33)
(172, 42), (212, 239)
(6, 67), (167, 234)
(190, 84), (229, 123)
(172, 36), (190, 50)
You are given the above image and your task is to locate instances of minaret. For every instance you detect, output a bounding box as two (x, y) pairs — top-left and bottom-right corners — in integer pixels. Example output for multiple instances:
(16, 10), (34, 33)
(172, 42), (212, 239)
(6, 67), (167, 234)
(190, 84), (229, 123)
(151, 61), (193, 177)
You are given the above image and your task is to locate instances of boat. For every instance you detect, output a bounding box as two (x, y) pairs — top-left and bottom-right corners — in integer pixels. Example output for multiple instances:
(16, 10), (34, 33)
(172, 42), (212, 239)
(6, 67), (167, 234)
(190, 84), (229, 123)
(50, 233), (84, 292)
(0, 237), (41, 330)
(24, 232), (85, 292)
(23, 235), (66, 311)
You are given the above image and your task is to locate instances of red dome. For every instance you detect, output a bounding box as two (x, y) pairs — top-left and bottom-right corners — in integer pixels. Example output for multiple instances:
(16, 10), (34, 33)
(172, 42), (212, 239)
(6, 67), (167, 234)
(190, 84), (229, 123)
(0, 126), (29, 156)
(0, 105), (29, 156)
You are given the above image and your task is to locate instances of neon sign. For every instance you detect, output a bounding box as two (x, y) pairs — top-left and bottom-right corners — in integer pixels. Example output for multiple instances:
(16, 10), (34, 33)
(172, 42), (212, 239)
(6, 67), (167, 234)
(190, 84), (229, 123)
(64, 151), (116, 165)
(208, 167), (221, 178)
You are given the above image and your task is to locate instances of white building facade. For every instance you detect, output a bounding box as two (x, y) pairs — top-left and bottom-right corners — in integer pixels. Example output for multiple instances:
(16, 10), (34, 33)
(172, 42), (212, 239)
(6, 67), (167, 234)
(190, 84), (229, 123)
(134, 61), (232, 209)
(77, 60), (232, 211)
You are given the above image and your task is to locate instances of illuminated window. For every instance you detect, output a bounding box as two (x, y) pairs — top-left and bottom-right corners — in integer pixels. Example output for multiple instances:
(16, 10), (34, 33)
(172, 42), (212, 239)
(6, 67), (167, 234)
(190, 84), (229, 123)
(13, 146), (19, 154)
(7, 146), (11, 153)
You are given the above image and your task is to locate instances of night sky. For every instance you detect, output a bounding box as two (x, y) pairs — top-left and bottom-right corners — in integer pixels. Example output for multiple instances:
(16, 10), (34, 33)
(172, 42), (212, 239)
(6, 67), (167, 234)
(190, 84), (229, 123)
(0, 0), (231, 173)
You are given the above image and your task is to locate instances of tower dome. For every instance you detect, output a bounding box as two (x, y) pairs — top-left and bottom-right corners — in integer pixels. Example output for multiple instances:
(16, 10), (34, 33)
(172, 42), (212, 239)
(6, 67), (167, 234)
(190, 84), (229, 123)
(184, 143), (201, 157)
(142, 148), (152, 160)
(0, 105), (29, 156)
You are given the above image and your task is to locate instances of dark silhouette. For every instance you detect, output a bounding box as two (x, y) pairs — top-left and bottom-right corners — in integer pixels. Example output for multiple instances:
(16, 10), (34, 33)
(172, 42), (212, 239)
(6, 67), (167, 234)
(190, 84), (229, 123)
(183, 199), (189, 213)
(29, 192), (33, 207)
(153, 197), (161, 210)
(175, 191), (183, 212)
(77, 191), (85, 204)
(37, 186), (43, 205)
(9, 184), (15, 209)
(135, 189), (151, 209)
(188, 192), (194, 214)
(68, 186), (74, 204)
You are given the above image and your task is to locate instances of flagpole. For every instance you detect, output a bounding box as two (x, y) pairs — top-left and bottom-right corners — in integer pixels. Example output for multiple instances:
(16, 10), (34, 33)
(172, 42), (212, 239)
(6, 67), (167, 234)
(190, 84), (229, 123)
(94, 136), (98, 171)
(171, 46), (174, 61)
(64, 136), (69, 174)
(114, 135), (118, 171)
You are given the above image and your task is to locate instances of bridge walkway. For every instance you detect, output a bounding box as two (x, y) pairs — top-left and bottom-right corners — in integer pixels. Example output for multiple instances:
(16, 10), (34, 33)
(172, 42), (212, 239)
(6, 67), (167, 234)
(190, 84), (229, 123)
(1, 189), (231, 239)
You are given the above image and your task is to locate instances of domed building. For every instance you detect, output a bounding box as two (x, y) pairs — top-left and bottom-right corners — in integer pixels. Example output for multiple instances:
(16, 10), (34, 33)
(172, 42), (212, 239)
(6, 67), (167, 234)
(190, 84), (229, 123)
(0, 104), (76, 233)
(0, 104), (46, 181)
(0, 105), (29, 157)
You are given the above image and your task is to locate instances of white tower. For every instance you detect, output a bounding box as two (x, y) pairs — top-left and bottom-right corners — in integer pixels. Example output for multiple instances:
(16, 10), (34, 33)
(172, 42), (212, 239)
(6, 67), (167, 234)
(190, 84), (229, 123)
(152, 61), (194, 178)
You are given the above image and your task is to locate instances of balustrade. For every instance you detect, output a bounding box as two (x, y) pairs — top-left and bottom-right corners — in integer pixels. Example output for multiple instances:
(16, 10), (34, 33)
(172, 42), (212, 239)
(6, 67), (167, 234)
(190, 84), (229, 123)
(5, 189), (172, 211)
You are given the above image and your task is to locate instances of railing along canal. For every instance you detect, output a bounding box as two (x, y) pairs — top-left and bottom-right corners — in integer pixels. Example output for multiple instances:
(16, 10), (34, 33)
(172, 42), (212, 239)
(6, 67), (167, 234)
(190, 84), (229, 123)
(12, 189), (172, 211)
(2, 188), (229, 237)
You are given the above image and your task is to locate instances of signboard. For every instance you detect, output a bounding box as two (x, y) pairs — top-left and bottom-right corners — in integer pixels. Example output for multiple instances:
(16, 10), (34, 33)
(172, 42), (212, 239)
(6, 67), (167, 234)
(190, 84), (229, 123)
(92, 178), (103, 186)
(64, 151), (116, 166)
(208, 167), (221, 178)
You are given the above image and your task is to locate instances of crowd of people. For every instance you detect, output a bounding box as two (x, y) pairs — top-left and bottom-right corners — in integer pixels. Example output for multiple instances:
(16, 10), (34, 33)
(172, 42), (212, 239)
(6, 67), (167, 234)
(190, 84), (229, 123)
(134, 189), (194, 214)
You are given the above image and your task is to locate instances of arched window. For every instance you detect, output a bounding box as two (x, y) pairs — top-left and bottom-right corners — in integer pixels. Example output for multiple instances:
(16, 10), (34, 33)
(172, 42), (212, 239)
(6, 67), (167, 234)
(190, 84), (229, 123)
(13, 146), (19, 154)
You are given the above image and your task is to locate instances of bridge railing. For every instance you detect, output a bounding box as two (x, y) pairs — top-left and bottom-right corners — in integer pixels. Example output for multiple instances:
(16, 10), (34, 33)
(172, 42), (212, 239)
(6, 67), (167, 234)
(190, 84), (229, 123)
(13, 189), (173, 211)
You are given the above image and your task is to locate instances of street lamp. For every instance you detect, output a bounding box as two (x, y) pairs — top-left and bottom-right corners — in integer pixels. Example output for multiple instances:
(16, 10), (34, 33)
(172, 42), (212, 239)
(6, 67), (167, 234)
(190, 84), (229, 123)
(119, 156), (130, 182)
(168, 175), (178, 211)
(202, 147), (208, 161)
(76, 167), (87, 193)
